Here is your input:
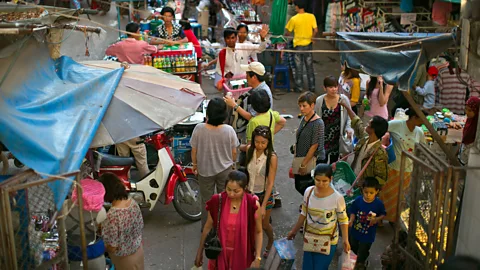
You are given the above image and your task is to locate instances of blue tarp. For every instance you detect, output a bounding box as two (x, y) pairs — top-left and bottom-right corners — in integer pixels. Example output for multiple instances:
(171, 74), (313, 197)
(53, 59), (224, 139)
(0, 37), (124, 209)
(336, 32), (455, 90)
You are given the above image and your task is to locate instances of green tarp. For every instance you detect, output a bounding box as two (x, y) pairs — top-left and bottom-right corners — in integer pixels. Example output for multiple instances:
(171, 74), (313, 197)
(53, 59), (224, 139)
(269, 0), (288, 44)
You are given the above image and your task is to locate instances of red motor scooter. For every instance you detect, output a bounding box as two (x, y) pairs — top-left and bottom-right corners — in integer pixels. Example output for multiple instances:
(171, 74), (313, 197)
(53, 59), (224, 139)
(85, 130), (201, 221)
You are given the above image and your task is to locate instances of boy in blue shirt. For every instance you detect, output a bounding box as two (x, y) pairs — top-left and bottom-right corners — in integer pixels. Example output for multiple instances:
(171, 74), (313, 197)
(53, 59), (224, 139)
(348, 177), (386, 269)
(415, 66), (439, 110)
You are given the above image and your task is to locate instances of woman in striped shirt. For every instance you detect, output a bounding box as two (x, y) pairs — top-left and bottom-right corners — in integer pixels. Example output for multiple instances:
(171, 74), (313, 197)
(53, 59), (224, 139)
(288, 164), (350, 269)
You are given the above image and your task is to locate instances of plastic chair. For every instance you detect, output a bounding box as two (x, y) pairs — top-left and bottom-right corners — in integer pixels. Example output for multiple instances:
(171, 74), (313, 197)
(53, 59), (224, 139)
(191, 23), (202, 39)
(273, 64), (290, 91)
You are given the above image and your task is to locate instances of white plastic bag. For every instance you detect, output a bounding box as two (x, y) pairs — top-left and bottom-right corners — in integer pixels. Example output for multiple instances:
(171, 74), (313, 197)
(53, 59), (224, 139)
(191, 266), (202, 270)
(338, 251), (357, 270)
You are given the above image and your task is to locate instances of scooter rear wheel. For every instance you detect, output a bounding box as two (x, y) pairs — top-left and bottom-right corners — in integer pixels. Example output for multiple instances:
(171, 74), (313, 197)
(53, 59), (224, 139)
(173, 174), (202, 221)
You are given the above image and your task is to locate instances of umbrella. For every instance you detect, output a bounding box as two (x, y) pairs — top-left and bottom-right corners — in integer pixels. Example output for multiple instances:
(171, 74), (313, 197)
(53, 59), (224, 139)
(80, 61), (206, 148)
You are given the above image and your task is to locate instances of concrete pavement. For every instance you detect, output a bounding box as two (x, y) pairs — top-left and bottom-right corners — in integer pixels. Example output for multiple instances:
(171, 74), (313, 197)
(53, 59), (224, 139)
(60, 10), (392, 270)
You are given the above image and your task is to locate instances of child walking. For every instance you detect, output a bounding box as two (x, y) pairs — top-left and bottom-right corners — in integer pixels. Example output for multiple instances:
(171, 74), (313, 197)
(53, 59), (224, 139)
(348, 177), (386, 270)
(246, 125), (278, 258)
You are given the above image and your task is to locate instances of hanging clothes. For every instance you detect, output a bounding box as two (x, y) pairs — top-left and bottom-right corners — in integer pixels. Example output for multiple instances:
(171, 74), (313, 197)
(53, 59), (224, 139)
(269, 0), (288, 44)
(436, 67), (471, 114)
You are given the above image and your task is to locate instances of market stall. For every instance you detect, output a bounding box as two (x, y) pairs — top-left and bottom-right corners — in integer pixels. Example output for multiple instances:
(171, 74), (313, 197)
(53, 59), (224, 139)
(148, 42), (199, 82)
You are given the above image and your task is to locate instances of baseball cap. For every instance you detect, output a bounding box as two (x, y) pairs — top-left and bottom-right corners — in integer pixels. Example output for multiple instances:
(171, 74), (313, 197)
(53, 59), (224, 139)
(240, 62), (266, 76)
(427, 66), (439, 77)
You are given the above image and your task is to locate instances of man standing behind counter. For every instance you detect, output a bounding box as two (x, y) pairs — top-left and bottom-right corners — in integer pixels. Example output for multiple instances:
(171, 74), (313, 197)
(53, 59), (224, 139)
(105, 22), (159, 65)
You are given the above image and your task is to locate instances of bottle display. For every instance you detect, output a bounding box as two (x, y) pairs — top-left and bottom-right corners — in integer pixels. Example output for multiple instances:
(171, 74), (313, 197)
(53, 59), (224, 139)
(150, 53), (197, 73)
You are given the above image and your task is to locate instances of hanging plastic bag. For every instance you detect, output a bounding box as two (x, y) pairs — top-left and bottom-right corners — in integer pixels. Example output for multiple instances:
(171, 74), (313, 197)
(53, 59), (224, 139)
(338, 251), (357, 270)
(191, 266), (202, 270)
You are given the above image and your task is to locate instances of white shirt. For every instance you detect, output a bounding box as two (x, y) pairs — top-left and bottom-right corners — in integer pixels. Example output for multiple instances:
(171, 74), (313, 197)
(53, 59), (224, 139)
(236, 40), (266, 62)
(353, 139), (379, 175)
(215, 41), (267, 77)
(388, 120), (425, 172)
(247, 152), (267, 193)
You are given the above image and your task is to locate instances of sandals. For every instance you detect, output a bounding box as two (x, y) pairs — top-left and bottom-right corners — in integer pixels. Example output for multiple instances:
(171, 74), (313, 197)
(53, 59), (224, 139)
(263, 248), (270, 258)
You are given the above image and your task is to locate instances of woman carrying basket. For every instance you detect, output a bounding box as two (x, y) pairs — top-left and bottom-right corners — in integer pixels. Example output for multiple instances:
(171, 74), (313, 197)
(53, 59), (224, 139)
(338, 98), (389, 186)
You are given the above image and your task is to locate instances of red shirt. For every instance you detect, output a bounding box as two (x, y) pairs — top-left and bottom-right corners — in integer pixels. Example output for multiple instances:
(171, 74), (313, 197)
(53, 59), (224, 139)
(105, 38), (158, 65)
(183, 29), (202, 58)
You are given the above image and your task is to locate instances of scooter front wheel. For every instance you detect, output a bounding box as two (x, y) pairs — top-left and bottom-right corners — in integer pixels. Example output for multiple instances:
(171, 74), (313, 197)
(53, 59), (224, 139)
(173, 174), (202, 221)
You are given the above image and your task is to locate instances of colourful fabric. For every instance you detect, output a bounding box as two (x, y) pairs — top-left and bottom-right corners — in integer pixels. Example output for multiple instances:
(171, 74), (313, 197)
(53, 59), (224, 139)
(379, 169), (411, 222)
(348, 196), (386, 243)
(184, 29), (202, 58)
(246, 110), (281, 143)
(432, 1), (452, 26)
(301, 186), (349, 245)
(322, 102), (341, 158)
(105, 39), (158, 65)
(365, 88), (389, 120)
(72, 179), (105, 212)
(463, 97), (480, 145)
(225, 212), (238, 266)
(102, 200), (144, 257)
(436, 67), (471, 114)
(206, 192), (258, 270)
(285, 13), (317, 47)
(255, 191), (275, 210)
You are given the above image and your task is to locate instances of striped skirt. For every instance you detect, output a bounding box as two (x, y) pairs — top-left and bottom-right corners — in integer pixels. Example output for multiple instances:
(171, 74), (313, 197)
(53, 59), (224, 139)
(380, 168), (412, 222)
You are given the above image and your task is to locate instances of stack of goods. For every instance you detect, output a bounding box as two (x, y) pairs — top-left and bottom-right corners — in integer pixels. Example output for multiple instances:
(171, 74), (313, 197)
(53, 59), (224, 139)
(147, 53), (198, 73)
(29, 211), (60, 267)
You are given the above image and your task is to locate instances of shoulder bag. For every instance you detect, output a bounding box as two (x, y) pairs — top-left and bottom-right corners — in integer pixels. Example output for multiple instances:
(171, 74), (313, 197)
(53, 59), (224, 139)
(292, 114), (317, 174)
(303, 188), (337, 255)
(204, 194), (222, 259)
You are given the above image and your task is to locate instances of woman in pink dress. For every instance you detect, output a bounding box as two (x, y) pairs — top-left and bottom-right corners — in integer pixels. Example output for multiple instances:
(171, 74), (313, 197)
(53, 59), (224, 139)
(364, 76), (393, 121)
(194, 170), (263, 269)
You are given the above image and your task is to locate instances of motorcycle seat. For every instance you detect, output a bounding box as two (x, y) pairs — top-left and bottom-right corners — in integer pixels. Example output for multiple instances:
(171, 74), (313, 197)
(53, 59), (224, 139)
(100, 153), (135, 166)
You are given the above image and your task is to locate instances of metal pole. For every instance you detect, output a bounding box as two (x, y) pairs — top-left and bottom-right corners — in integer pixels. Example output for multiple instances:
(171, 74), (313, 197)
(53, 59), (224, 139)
(75, 174), (88, 269)
(401, 91), (460, 166)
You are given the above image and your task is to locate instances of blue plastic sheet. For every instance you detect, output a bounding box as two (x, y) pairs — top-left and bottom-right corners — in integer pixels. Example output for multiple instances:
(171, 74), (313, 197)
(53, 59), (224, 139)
(336, 32), (454, 90)
(0, 38), (123, 209)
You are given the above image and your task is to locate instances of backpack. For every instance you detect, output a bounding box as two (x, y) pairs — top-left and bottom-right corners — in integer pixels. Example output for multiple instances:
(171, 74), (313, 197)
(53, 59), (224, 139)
(231, 91), (251, 134)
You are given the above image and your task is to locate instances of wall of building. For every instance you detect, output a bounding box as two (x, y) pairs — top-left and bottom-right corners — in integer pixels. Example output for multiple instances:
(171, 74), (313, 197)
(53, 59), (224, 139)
(460, 0), (480, 82)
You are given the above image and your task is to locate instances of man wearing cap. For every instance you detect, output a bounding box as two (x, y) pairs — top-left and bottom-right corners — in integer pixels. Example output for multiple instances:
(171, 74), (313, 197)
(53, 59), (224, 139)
(415, 66), (439, 110)
(224, 62), (273, 120)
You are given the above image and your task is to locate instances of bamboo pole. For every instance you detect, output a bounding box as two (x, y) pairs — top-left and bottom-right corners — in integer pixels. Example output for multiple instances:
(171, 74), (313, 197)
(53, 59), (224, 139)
(75, 173), (88, 269)
(401, 91), (460, 166)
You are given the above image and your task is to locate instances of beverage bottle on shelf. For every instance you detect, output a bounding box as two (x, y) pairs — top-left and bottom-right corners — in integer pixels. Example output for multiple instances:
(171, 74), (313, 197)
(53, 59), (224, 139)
(172, 56), (177, 73)
(158, 57), (163, 69)
(166, 56), (171, 72)
(179, 55), (185, 72)
(153, 57), (157, 68)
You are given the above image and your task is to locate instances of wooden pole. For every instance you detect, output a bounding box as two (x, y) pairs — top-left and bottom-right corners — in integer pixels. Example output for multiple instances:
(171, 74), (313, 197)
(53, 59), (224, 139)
(75, 174), (88, 269)
(401, 91), (460, 166)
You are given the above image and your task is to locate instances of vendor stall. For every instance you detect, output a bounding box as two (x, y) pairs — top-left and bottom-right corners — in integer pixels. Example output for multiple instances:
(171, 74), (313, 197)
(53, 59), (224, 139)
(148, 42), (199, 82)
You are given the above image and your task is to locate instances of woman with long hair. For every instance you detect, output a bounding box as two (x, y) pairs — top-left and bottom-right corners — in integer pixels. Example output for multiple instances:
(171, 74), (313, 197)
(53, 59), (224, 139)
(99, 173), (144, 270)
(364, 76), (393, 120)
(245, 125), (278, 257)
(195, 170), (263, 269)
(340, 66), (361, 113)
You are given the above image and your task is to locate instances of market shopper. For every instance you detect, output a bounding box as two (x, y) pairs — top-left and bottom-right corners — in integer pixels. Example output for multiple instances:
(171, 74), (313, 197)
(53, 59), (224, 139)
(348, 177), (386, 270)
(287, 164), (350, 270)
(293, 92), (325, 195)
(190, 97), (239, 228)
(380, 108), (426, 223)
(224, 62), (273, 121)
(195, 170), (263, 269)
(152, 7), (189, 45)
(364, 76), (393, 121)
(99, 173), (144, 270)
(246, 126), (277, 257)
(236, 24), (267, 62)
(339, 97), (389, 185)
(245, 90), (286, 146)
(285, 0), (318, 92)
(458, 97), (480, 165)
(315, 76), (353, 164)
(105, 22), (158, 65)
(213, 26), (269, 90)
(340, 66), (361, 114)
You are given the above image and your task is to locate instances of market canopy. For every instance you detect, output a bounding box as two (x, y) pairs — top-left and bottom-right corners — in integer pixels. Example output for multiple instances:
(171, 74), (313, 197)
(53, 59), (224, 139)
(336, 32), (455, 90)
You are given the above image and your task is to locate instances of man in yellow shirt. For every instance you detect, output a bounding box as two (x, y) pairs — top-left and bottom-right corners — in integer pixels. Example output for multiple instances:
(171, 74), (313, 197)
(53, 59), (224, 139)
(285, 0), (318, 92)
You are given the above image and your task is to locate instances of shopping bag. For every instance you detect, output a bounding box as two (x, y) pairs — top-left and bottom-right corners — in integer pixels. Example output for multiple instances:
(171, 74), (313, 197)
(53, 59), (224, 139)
(338, 251), (357, 270)
(191, 266), (202, 270)
(264, 238), (296, 270)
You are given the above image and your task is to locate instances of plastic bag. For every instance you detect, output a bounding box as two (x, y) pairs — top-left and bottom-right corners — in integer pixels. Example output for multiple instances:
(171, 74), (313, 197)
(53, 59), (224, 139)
(338, 251), (357, 270)
(191, 266), (202, 270)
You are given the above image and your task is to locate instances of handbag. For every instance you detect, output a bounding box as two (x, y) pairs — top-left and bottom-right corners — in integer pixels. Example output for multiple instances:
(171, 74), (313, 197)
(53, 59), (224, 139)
(291, 114), (317, 175)
(204, 194), (222, 259)
(302, 188), (337, 255)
